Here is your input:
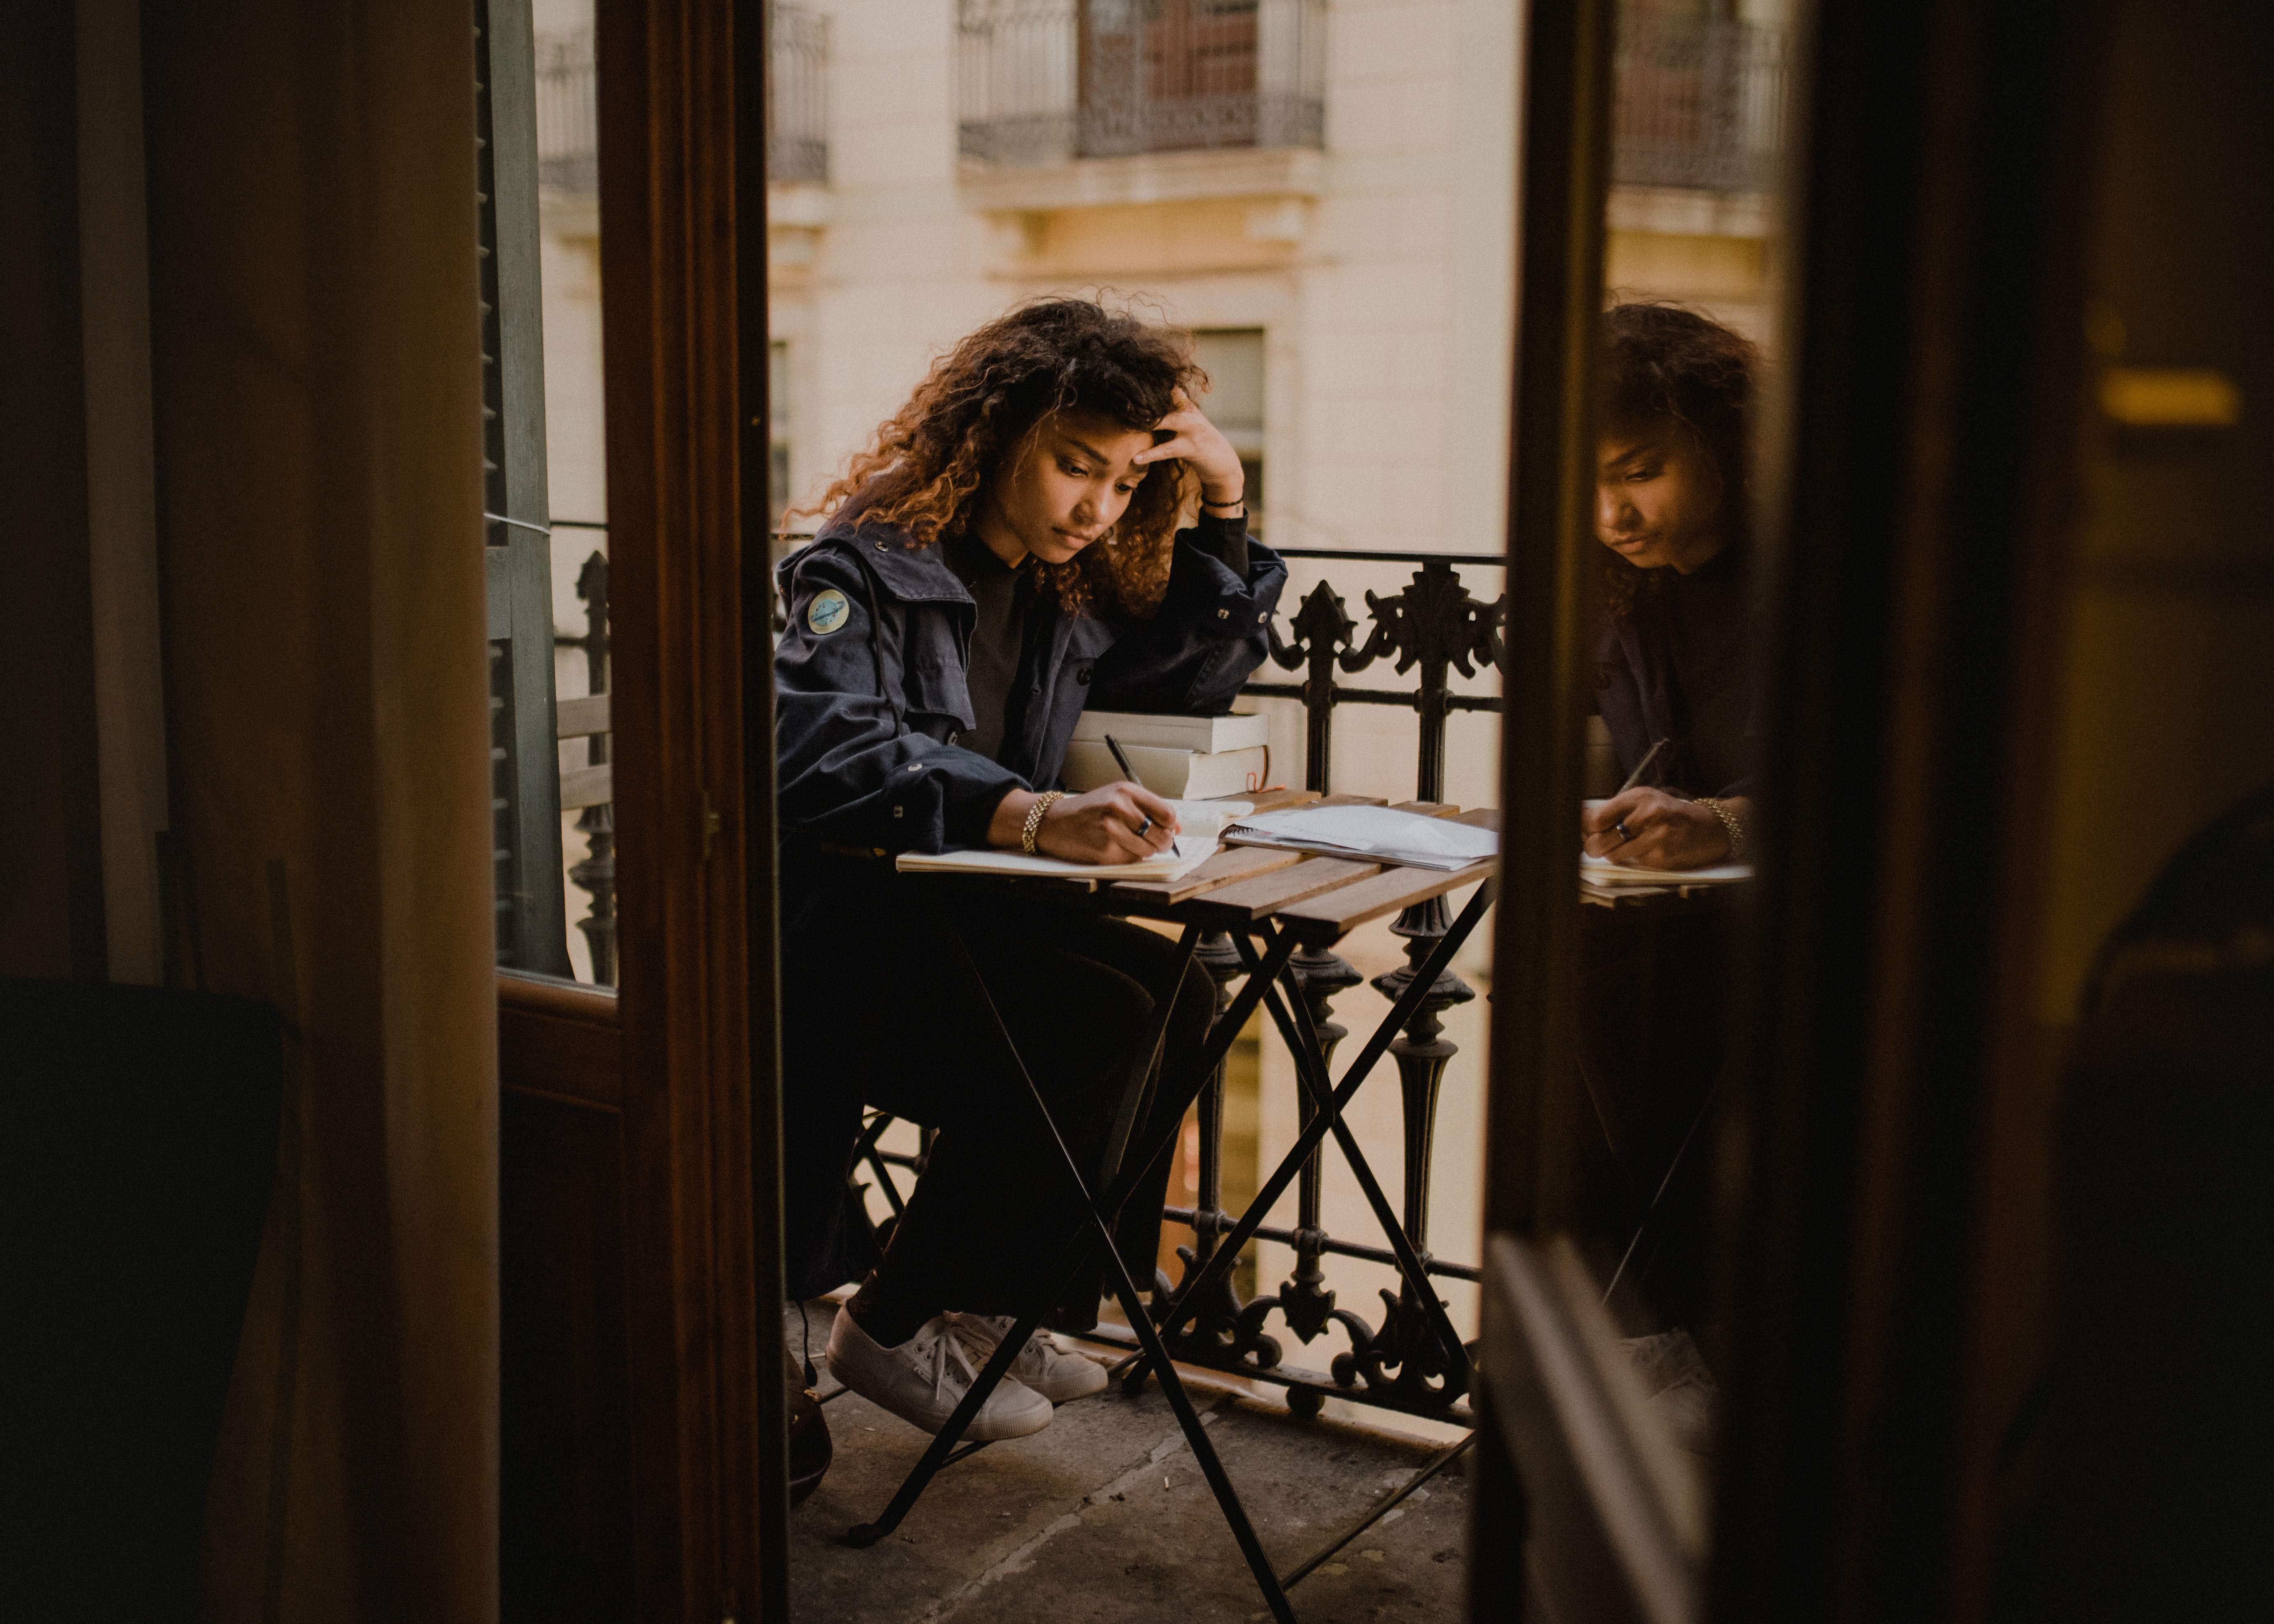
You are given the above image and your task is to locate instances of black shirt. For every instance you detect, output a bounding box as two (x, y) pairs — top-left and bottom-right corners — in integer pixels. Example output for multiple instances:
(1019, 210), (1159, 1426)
(941, 530), (1034, 764)
(1593, 546), (1759, 800)
(1661, 548), (1753, 796)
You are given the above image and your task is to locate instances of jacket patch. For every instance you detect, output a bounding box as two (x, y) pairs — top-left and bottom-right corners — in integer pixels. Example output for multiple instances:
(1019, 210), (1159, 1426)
(807, 588), (851, 635)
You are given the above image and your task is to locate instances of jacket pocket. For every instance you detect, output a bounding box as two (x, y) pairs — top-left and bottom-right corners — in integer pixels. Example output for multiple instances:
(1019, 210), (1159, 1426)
(906, 653), (975, 731)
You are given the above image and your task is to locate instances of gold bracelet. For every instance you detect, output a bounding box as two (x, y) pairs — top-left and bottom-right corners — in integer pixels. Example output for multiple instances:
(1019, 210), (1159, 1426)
(1020, 791), (1064, 854)
(1695, 796), (1745, 862)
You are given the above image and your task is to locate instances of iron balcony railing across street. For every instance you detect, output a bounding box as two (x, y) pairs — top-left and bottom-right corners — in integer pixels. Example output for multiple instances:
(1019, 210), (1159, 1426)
(768, 2), (830, 185)
(956, 0), (1328, 169)
(1613, 7), (1789, 194)
(533, 5), (830, 193)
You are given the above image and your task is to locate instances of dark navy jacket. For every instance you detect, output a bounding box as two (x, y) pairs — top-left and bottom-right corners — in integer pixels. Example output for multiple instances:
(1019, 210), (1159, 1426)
(776, 510), (1281, 853)
(772, 509), (1286, 1296)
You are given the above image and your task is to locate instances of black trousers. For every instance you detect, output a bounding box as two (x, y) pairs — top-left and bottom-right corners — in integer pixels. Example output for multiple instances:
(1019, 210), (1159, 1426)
(864, 901), (1216, 1327)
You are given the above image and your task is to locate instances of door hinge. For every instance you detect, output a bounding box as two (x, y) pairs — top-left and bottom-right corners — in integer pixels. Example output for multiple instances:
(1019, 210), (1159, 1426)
(701, 789), (723, 861)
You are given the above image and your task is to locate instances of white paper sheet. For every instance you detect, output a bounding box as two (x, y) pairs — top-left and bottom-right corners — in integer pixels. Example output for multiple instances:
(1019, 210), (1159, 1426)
(1225, 805), (1499, 870)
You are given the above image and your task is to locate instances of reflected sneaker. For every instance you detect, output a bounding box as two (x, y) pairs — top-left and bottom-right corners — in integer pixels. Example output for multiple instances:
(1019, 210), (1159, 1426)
(826, 1308), (1053, 1440)
(953, 1314), (1111, 1405)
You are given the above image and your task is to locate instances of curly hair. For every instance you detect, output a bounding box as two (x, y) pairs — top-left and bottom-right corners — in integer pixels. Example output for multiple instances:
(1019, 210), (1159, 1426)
(1598, 302), (1760, 621)
(796, 298), (1206, 619)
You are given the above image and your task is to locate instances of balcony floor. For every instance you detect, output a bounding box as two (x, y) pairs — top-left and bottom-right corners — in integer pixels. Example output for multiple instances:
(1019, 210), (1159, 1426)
(788, 1309), (1471, 1624)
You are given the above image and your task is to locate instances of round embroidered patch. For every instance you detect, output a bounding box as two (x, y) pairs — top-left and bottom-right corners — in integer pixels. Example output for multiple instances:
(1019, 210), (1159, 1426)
(806, 588), (850, 635)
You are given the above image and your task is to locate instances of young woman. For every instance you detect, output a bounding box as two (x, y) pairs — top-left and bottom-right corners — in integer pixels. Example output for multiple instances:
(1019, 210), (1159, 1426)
(773, 299), (1287, 1440)
(1581, 303), (1762, 871)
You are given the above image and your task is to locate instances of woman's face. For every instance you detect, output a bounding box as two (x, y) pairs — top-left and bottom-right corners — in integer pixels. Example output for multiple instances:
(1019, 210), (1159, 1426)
(1595, 422), (1730, 574)
(979, 409), (1157, 567)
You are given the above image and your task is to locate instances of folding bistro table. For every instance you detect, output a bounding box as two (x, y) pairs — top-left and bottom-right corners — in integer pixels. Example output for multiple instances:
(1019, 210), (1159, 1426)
(840, 793), (1500, 1623)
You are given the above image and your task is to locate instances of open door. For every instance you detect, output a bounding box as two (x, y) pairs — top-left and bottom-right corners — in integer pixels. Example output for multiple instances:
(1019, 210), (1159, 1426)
(494, 0), (788, 1618)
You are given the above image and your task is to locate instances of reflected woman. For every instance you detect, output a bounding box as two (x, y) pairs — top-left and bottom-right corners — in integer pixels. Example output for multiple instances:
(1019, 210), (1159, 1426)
(1581, 303), (1761, 871)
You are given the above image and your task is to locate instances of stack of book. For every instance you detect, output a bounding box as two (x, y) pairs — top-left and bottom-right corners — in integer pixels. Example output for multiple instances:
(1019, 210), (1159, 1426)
(1061, 710), (1272, 799)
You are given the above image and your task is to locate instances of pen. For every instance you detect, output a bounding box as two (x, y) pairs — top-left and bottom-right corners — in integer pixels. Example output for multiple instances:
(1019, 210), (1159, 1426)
(1102, 733), (1161, 847)
(1615, 737), (1669, 797)
(1602, 737), (1671, 848)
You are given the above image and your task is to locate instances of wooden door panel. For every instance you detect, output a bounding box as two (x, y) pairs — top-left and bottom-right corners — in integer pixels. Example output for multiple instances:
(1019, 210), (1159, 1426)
(499, 975), (635, 1624)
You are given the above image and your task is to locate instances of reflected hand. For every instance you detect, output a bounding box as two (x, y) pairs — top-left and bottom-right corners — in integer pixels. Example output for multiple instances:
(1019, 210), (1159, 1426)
(1582, 788), (1733, 870)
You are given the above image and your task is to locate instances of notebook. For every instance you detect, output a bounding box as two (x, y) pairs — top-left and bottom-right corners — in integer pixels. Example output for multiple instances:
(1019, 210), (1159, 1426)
(894, 801), (1252, 882)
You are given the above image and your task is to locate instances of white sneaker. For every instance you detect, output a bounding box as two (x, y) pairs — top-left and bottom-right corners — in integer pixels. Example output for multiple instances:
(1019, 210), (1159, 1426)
(825, 1308), (1053, 1440)
(953, 1314), (1111, 1405)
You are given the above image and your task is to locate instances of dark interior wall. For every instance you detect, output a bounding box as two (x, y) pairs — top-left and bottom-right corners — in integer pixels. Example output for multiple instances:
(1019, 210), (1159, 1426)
(2035, 0), (2274, 1018)
(0, 0), (107, 980)
(1956, 8), (2274, 1606)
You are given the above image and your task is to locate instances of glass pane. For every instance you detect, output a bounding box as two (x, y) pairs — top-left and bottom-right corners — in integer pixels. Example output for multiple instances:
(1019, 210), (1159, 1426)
(528, 0), (615, 986)
(479, 0), (571, 978)
(1556, 0), (1806, 1495)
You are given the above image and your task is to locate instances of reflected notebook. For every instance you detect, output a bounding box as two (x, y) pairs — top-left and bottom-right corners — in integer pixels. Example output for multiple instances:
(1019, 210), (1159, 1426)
(1579, 854), (1754, 886)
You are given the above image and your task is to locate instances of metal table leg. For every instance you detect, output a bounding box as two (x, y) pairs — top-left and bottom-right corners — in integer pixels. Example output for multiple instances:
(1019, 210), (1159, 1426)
(843, 898), (1306, 1623)
(1141, 880), (1500, 1358)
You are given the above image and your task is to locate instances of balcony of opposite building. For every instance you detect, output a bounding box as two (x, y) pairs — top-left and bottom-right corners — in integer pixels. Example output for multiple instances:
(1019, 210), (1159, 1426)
(955, 0), (1328, 214)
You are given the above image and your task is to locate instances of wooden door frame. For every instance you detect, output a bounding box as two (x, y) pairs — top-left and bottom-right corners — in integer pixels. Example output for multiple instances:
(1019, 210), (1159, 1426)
(592, 0), (786, 1616)
(1473, 0), (1618, 1614)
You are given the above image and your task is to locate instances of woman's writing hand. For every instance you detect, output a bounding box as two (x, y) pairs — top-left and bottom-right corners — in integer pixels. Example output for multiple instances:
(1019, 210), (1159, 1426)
(990, 785), (1180, 863)
(1582, 788), (1738, 870)
(1131, 387), (1245, 507)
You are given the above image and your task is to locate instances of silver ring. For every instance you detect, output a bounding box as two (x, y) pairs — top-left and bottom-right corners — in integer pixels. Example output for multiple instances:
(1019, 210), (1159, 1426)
(1137, 816), (1153, 838)
(1614, 820), (1632, 842)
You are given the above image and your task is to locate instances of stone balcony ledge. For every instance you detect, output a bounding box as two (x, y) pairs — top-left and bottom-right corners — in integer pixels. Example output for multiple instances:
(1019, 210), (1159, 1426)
(958, 145), (1327, 216)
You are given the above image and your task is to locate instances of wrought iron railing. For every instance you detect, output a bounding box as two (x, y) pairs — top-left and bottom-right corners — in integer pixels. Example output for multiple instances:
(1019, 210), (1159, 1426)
(769, 2), (830, 185)
(858, 546), (1507, 1423)
(555, 538), (617, 984)
(956, 0), (1326, 169)
(615, 535), (1509, 1419)
(1612, 6), (1789, 194)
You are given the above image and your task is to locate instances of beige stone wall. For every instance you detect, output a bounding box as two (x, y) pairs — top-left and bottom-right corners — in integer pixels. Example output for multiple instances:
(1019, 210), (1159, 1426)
(770, 0), (1521, 557)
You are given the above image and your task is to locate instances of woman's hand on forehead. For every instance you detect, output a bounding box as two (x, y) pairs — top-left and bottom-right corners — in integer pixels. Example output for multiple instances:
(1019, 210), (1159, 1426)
(1131, 387), (1245, 507)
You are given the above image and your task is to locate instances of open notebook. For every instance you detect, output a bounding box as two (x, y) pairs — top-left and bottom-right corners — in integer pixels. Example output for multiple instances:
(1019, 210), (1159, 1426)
(894, 800), (1252, 883)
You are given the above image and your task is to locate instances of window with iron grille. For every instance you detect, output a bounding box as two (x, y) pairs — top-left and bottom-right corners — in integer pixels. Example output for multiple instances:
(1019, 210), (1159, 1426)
(958, 0), (1324, 169)
(1194, 328), (1264, 537)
